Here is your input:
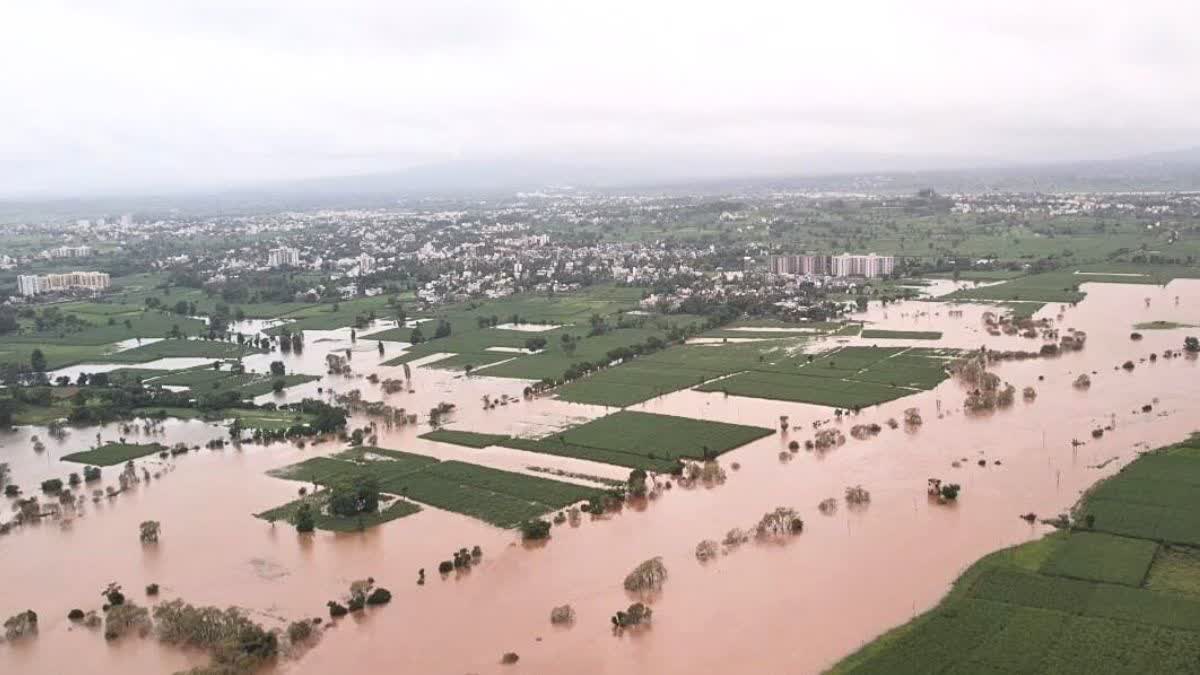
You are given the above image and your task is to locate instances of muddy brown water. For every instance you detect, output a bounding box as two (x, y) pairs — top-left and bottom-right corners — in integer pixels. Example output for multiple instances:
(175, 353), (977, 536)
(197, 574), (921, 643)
(2, 281), (1199, 674)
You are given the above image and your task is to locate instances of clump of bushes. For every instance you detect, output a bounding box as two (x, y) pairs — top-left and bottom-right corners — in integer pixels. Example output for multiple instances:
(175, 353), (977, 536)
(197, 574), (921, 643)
(326, 601), (348, 618)
(104, 603), (151, 640)
(611, 602), (652, 629)
(40, 478), (63, 494)
(83, 466), (101, 482)
(366, 588), (392, 606)
(927, 478), (961, 503)
(145, 583), (160, 596)
(695, 539), (719, 562)
(139, 520), (161, 543)
(4, 610), (38, 640)
(754, 507), (803, 539)
(818, 498), (838, 515)
(501, 652), (520, 665)
(1073, 374), (1091, 389)
(286, 619), (315, 644)
(153, 599), (278, 671)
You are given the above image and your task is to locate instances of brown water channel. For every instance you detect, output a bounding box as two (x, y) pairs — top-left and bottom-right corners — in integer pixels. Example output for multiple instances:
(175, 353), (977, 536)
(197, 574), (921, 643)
(2, 281), (1199, 674)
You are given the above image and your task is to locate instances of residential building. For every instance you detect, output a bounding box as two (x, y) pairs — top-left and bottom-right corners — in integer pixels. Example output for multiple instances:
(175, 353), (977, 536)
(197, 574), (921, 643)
(268, 247), (300, 267)
(18, 271), (111, 296)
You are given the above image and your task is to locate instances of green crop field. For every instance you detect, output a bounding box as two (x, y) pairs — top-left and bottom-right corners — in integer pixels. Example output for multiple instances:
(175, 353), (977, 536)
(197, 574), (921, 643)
(62, 442), (167, 465)
(256, 491), (422, 532)
(419, 429), (511, 448)
(142, 367), (317, 397)
(695, 346), (952, 409)
(0, 308), (208, 347)
(834, 437), (1200, 675)
(1041, 532), (1158, 586)
(492, 410), (772, 470)
(265, 448), (602, 528)
(860, 329), (943, 340)
(100, 338), (265, 363)
(553, 340), (801, 407)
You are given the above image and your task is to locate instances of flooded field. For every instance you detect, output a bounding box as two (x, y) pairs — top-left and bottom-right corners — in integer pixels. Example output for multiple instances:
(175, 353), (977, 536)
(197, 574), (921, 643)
(3, 281), (1199, 674)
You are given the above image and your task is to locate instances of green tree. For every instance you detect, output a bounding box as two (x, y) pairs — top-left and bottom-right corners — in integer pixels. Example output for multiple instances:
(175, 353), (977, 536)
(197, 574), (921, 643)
(1186, 336), (1200, 353)
(30, 349), (47, 373)
(270, 361), (286, 376)
(295, 503), (315, 533)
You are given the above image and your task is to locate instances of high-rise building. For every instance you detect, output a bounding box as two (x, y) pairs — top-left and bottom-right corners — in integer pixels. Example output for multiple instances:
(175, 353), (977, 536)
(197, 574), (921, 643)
(17, 271), (110, 296)
(268, 247), (301, 267)
(770, 253), (895, 279)
(357, 253), (374, 275)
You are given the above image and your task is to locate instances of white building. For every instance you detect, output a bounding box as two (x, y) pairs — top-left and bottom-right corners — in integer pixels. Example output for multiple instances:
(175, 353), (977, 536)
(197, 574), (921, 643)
(268, 247), (300, 267)
(18, 271), (111, 296)
(357, 253), (374, 275)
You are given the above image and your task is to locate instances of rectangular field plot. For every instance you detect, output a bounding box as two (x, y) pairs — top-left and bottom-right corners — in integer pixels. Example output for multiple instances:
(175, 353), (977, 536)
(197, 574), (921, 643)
(497, 410), (772, 471)
(697, 346), (951, 409)
(419, 429), (511, 448)
(859, 329), (943, 340)
(265, 449), (600, 529)
(256, 492), (421, 532)
(1146, 546), (1200, 597)
(62, 442), (167, 465)
(1040, 532), (1158, 586)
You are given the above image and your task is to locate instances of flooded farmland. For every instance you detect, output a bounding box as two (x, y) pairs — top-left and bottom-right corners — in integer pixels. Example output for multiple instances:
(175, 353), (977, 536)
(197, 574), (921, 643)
(3, 280), (1200, 674)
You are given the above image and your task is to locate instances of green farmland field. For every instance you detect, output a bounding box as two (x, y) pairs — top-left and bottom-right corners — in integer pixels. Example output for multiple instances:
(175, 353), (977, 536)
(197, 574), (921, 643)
(62, 442), (167, 465)
(496, 410), (773, 471)
(419, 429), (511, 448)
(834, 437), (1200, 675)
(265, 448), (603, 528)
(695, 346), (952, 408)
(860, 329), (943, 340)
(256, 491), (422, 532)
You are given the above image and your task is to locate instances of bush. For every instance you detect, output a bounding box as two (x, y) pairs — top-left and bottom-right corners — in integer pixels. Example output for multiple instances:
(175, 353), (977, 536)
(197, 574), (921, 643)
(326, 601), (348, 618)
(549, 604), (575, 625)
(347, 595), (365, 612)
(501, 652), (520, 665)
(3, 610), (38, 640)
(294, 503), (315, 533)
(68, 609), (85, 621)
(519, 519), (551, 540)
(152, 599), (279, 669)
(145, 583), (160, 596)
(788, 440), (800, 451)
(695, 539), (719, 562)
(139, 520), (161, 543)
(366, 588), (392, 605)
(438, 560), (454, 574)
(83, 466), (101, 482)
(40, 478), (63, 493)
(104, 603), (150, 640)
(4, 484), (19, 497)
(287, 619), (314, 644)
(939, 483), (961, 501)
(611, 602), (652, 628)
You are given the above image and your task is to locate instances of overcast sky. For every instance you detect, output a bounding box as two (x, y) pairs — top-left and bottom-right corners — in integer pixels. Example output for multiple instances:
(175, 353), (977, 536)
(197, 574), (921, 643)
(1, 0), (1198, 197)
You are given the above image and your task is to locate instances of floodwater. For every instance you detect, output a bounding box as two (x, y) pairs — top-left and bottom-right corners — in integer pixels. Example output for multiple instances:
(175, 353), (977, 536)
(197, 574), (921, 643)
(2, 281), (1200, 674)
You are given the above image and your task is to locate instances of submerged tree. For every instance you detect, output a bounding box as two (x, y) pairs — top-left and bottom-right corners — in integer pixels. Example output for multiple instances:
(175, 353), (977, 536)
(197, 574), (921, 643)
(139, 520), (161, 543)
(623, 557), (668, 593)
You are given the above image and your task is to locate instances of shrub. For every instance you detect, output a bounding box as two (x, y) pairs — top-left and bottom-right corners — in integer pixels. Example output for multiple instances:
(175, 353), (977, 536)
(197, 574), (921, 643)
(4, 484), (19, 497)
(40, 478), (63, 493)
(347, 595), (365, 612)
(326, 601), (348, 618)
(287, 619), (314, 644)
(3, 610), (38, 640)
(152, 599), (278, 669)
(788, 440), (800, 451)
(549, 604), (576, 625)
(623, 557), (668, 593)
(139, 520), (161, 543)
(145, 583), (160, 596)
(818, 498), (838, 515)
(755, 507), (803, 538)
(695, 539), (719, 562)
(519, 519), (551, 540)
(438, 560), (454, 574)
(83, 466), (101, 482)
(845, 485), (871, 505)
(294, 503), (315, 533)
(366, 588), (392, 605)
(68, 609), (85, 621)
(611, 602), (652, 628)
(939, 484), (961, 501)
(501, 652), (520, 665)
(104, 603), (151, 640)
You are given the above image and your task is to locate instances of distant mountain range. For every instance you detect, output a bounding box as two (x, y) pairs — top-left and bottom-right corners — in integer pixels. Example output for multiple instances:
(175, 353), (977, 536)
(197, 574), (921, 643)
(3, 147), (1200, 223)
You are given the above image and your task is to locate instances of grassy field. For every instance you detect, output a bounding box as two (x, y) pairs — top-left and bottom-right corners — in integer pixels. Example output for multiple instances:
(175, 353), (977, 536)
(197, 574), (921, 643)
(266, 448), (603, 528)
(1135, 321), (1196, 330)
(61, 442), (167, 465)
(419, 429), (512, 448)
(942, 270), (1089, 303)
(833, 437), (1200, 675)
(143, 367), (318, 397)
(256, 491), (422, 532)
(0, 308), (208, 346)
(495, 410), (773, 471)
(860, 329), (943, 340)
(695, 346), (952, 409)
